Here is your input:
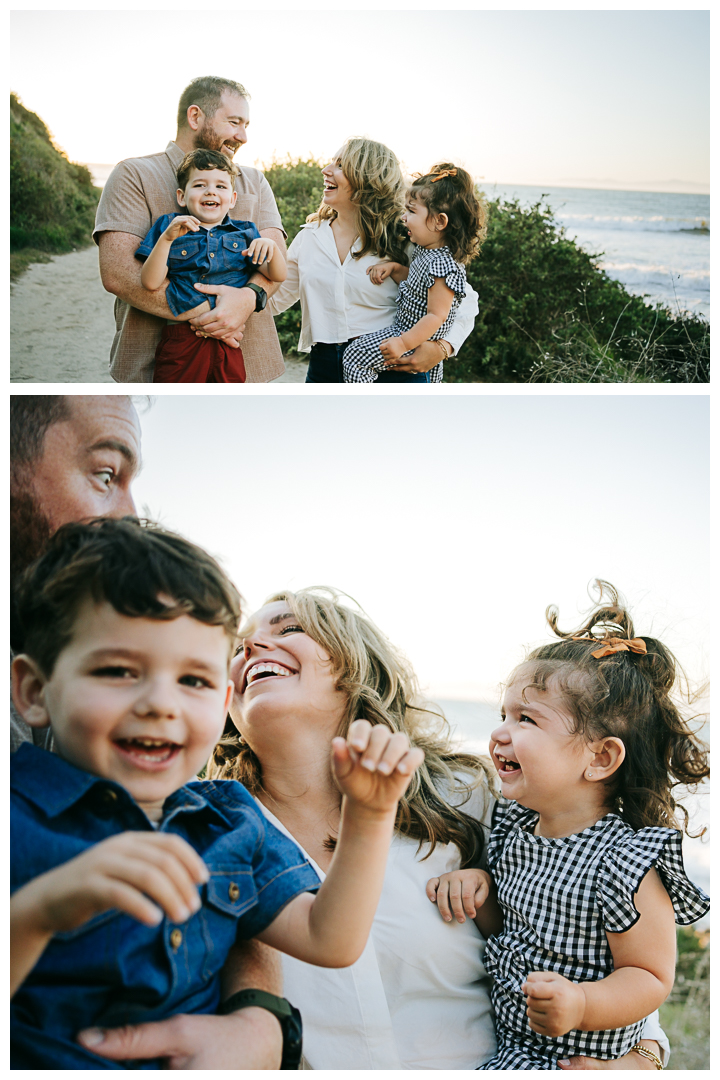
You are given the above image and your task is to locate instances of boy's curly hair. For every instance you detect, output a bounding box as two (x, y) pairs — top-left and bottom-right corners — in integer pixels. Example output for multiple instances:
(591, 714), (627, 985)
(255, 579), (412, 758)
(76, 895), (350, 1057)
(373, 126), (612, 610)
(408, 162), (487, 264)
(176, 149), (239, 192)
(14, 517), (243, 676)
(509, 580), (709, 837)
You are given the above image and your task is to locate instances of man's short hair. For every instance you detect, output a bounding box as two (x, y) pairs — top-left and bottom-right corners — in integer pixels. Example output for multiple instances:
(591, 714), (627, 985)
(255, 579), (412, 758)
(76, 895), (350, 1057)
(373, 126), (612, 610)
(177, 76), (250, 129)
(176, 149), (239, 192)
(15, 517), (243, 676)
(10, 396), (70, 486)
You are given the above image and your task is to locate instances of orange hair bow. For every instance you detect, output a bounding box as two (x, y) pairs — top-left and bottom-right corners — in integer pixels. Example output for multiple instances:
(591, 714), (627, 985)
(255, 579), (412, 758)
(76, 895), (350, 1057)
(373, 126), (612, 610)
(430, 168), (457, 183)
(589, 637), (648, 659)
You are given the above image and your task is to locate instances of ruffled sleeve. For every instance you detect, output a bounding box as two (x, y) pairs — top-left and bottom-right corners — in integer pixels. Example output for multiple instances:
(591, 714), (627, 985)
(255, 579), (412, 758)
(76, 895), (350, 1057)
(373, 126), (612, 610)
(597, 827), (709, 932)
(422, 249), (467, 299)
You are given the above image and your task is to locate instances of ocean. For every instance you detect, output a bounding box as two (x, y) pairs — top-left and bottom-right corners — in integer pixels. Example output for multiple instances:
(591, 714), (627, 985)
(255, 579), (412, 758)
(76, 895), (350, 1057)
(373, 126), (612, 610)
(86, 164), (710, 321)
(486, 184), (710, 320)
(437, 697), (710, 922)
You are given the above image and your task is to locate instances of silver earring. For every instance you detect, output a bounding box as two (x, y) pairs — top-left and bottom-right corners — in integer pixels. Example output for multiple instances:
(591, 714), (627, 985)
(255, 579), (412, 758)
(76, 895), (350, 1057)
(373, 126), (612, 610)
(587, 770), (593, 778)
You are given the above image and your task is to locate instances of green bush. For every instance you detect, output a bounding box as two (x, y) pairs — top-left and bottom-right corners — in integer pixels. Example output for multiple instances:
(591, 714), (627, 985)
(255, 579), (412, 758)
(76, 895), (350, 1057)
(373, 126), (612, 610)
(10, 92), (100, 254)
(459, 196), (709, 383)
(262, 158), (709, 381)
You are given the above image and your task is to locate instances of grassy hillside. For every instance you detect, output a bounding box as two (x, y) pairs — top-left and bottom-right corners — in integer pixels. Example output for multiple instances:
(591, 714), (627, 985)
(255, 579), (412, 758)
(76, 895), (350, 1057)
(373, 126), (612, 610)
(264, 157), (709, 383)
(10, 93), (100, 259)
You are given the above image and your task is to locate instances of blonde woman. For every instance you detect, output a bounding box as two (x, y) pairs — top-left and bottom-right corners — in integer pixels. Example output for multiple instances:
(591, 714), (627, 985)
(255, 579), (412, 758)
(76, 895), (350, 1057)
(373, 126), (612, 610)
(269, 139), (479, 383)
(210, 587), (667, 1070)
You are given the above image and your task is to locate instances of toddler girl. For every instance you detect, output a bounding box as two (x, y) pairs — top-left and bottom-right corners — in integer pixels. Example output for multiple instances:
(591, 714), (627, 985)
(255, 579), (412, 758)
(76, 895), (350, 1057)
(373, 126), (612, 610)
(342, 163), (485, 383)
(428, 582), (709, 1069)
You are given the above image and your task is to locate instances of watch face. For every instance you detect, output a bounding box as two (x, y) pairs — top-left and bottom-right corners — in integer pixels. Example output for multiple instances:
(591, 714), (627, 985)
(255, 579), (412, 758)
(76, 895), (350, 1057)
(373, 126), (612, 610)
(255, 288), (267, 312)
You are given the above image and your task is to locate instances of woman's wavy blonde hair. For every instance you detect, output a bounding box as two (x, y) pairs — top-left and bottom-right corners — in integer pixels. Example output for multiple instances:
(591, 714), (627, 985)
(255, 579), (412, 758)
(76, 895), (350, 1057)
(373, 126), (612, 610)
(210, 586), (494, 867)
(307, 138), (410, 265)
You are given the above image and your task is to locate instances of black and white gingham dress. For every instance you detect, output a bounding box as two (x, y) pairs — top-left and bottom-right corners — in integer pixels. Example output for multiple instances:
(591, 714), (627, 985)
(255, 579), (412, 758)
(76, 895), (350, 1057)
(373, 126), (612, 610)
(478, 800), (709, 1070)
(342, 245), (466, 383)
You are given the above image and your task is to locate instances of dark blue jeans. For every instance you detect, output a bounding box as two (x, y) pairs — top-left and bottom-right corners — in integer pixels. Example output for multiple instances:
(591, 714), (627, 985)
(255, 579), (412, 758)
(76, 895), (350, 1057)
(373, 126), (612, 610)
(306, 341), (431, 384)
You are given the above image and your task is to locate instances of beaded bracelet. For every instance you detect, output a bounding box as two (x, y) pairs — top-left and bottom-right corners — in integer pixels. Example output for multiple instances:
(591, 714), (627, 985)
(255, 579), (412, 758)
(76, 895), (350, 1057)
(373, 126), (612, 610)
(628, 1043), (663, 1070)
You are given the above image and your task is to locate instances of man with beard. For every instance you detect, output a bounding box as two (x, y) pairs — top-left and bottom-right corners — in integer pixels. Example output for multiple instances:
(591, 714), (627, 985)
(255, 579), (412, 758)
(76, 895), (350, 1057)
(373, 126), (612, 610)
(94, 77), (287, 383)
(10, 395), (287, 1069)
(10, 395), (141, 750)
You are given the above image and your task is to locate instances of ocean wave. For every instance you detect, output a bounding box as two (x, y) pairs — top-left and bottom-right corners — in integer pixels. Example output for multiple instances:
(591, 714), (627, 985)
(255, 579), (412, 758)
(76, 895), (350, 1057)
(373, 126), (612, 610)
(559, 213), (709, 235)
(599, 262), (710, 291)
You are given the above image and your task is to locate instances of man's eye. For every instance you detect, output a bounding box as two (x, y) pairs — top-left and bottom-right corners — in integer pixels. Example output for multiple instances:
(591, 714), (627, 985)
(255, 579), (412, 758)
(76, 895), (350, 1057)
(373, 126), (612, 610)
(96, 469), (114, 487)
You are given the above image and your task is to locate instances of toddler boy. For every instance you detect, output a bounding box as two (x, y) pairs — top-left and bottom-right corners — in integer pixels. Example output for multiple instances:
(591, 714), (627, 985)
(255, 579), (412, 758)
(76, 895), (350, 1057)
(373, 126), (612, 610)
(11, 517), (422, 1069)
(135, 148), (286, 383)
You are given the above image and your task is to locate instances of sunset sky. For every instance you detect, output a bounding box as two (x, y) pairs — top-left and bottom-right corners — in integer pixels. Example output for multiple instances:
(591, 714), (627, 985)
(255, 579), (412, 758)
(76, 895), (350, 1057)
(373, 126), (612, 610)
(10, 7), (709, 192)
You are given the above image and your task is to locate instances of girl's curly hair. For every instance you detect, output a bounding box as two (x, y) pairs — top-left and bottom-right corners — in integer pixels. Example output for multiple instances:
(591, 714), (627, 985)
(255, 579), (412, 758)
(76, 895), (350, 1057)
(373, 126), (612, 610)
(209, 586), (495, 867)
(509, 581), (709, 837)
(408, 162), (487, 264)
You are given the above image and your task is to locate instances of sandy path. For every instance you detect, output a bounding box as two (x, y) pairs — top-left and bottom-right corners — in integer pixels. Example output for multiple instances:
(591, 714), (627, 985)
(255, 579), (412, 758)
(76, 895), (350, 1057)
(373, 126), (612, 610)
(10, 247), (308, 383)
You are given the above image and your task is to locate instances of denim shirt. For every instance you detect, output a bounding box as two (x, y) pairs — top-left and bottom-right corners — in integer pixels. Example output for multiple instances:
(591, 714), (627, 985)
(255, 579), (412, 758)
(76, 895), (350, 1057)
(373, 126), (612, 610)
(11, 744), (319, 1070)
(135, 214), (262, 317)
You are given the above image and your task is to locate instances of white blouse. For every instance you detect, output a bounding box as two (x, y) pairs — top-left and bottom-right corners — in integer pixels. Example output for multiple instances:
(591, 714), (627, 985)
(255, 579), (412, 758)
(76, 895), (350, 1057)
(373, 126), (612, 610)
(270, 220), (479, 355)
(258, 783), (498, 1070)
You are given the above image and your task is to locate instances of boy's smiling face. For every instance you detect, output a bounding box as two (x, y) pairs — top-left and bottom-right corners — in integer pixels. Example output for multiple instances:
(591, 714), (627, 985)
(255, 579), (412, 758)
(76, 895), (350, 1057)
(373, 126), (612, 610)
(177, 167), (237, 226)
(24, 599), (233, 821)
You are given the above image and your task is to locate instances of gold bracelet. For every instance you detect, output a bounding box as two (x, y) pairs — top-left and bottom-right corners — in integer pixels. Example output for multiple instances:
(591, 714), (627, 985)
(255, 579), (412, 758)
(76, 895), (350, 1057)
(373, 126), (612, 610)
(628, 1043), (663, 1070)
(436, 340), (450, 361)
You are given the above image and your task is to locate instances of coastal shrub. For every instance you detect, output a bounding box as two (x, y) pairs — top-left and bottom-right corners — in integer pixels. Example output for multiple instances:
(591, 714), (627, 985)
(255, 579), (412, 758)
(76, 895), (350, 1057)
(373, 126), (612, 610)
(10, 93), (100, 254)
(460, 196), (709, 383)
(262, 158), (709, 383)
(261, 156), (324, 357)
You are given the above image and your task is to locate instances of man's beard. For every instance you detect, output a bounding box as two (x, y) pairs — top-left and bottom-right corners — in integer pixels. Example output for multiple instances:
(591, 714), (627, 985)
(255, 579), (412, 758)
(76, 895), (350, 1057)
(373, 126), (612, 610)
(193, 120), (238, 158)
(11, 491), (53, 587)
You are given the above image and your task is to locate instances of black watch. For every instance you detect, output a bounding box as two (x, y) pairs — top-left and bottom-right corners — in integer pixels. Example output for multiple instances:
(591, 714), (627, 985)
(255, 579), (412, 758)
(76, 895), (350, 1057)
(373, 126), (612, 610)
(245, 283), (268, 312)
(219, 988), (302, 1069)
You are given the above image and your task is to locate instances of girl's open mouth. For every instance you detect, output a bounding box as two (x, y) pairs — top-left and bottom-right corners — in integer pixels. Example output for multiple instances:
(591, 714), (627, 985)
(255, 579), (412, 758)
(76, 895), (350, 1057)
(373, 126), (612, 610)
(114, 738), (181, 768)
(495, 753), (521, 776)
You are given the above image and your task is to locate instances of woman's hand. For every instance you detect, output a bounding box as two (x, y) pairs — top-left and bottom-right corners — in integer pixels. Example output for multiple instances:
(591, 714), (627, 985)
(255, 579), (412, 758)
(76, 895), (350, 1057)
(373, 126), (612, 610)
(388, 339), (451, 373)
(427, 868), (492, 923)
(331, 719), (424, 815)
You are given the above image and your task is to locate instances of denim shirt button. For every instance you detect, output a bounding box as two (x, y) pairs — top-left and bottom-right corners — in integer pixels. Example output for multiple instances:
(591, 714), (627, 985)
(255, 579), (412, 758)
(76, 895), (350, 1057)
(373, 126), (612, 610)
(209, 252), (215, 259)
(181, 250), (187, 256)
(102, 788), (118, 804)
(228, 882), (240, 901)
(170, 929), (183, 950)
(233, 243), (238, 248)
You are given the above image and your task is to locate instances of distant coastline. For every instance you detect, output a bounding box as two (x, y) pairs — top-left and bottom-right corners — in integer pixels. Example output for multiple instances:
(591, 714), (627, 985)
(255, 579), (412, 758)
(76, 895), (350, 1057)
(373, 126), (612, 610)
(82, 163), (709, 198)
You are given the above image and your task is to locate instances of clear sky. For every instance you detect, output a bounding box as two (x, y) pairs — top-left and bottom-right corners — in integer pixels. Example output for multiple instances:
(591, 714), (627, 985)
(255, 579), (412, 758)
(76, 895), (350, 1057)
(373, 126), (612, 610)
(129, 393), (709, 704)
(10, 7), (709, 192)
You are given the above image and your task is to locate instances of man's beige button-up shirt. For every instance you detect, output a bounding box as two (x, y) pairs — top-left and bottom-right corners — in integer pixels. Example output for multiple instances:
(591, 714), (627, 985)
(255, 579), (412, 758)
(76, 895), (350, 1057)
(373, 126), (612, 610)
(93, 141), (286, 383)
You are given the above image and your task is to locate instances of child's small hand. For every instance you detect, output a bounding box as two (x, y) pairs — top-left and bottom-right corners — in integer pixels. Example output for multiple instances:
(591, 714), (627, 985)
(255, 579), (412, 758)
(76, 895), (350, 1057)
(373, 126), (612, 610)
(163, 215), (202, 241)
(523, 971), (587, 1037)
(367, 261), (397, 285)
(243, 237), (277, 265)
(426, 868), (493, 923)
(379, 337), (407, 363)
(28, 832), (209, 934)
(331, 719), (424, 814)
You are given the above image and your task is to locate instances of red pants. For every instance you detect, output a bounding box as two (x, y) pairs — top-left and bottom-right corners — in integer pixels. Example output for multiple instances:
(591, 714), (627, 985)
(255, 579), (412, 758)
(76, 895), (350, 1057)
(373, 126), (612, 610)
(153, 323), (246, 383)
